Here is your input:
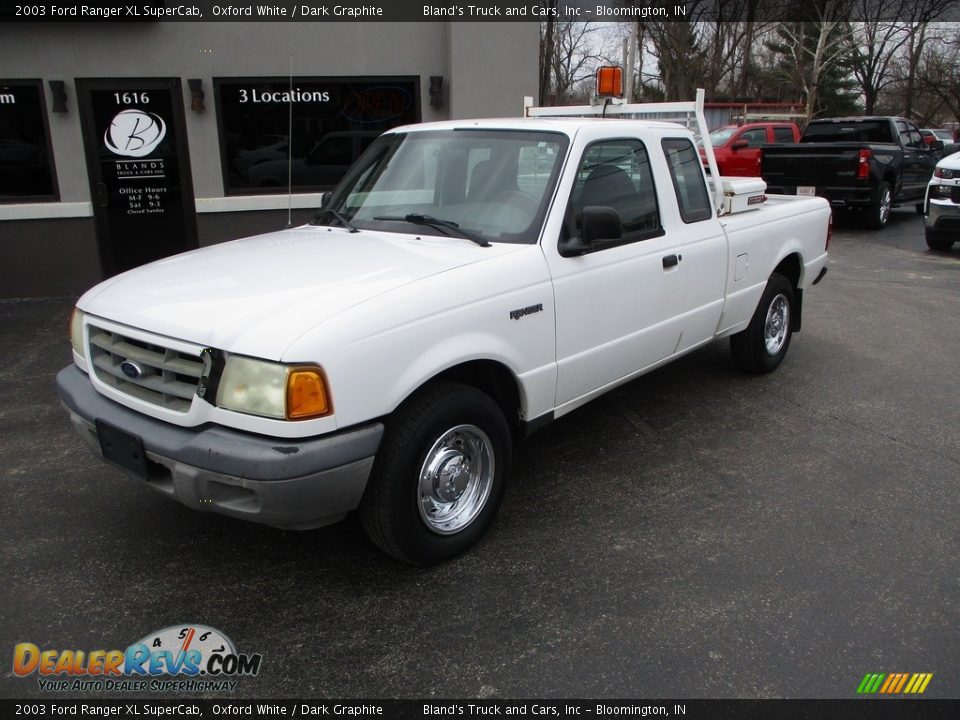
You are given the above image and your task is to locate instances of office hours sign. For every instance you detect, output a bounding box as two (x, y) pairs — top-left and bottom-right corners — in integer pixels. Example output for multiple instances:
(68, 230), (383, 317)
(78, 78), (197, 277)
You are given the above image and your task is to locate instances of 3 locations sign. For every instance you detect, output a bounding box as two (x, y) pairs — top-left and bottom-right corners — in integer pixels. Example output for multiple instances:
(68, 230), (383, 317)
(215, 77), (418, 193)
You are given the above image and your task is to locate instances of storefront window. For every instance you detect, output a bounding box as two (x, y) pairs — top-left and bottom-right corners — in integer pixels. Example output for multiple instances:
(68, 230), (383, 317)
(0, 79), (58, 202)
(215, 77), (419, 194)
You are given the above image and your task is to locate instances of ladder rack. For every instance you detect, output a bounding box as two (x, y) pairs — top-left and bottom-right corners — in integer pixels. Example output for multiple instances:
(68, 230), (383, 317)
(523, 89), (724, 214)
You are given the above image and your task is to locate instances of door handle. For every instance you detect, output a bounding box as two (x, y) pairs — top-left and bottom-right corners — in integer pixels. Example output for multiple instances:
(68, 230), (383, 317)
(95, 182), (109, 207)
(662, 254), (680, 269)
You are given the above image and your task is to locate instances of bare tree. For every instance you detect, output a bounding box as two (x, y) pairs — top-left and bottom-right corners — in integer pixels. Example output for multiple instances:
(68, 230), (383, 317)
(641, 0), (716, 102)
(772, 0), (857, 121)
(543, 21), (618, 104)
(537, 1), (558, 106)
(913, 29), (960, 127)
(641, 1), (778, 102)
(847, 0), (912, 114)
(899, 0), (954, 119)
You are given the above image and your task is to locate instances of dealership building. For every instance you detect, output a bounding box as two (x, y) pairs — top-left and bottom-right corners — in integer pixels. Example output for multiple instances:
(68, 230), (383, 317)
(0, 21), (538, 297)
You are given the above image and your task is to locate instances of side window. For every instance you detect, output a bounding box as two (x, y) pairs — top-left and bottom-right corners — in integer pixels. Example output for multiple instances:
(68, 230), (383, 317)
(773, 127), (795, 143)
(906, 123), (923, 148)
(569, 138), (662, 245)
(896, 121), (911, 147)
(662, 138), (713, 223)
(740, 128), (766, 147)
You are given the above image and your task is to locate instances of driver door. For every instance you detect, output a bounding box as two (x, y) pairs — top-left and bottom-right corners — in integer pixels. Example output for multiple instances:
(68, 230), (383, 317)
(544, 134), (688, 409)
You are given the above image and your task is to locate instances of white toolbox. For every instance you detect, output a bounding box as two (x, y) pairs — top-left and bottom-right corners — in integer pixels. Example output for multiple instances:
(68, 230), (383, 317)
(719, 177), (767, 214)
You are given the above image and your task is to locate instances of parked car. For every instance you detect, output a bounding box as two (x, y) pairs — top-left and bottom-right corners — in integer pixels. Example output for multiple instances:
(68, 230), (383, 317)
(762, 116), (941, 229)
(920, 128), (960, 157)
(923, 152), (960, 251)
(57, 107), (830, 564)
(699, 122), (800, 176)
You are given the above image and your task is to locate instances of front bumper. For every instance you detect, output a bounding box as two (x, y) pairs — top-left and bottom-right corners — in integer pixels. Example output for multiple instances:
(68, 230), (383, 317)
(57, 365), (383, 530)
(925, 198), (960, 238)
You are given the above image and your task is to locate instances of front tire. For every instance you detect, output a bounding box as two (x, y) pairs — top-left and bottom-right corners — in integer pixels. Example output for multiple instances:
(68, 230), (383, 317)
(730, 273), (795, 374)
(359, 381), (511, 565)
(865, 182), (892, 230)
(925, 230), (955, 251)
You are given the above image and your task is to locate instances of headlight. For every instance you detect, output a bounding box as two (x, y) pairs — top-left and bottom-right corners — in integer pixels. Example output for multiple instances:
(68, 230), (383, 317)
(929, 184), (953, 199)
(70, 308), (85, 360)
(934, 167), (955, 179)
(216, 356), (331, 421)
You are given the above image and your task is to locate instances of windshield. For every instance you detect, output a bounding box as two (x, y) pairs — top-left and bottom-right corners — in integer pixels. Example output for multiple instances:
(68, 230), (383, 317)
(704, 128), (737, 147)
(933, 130), (953, 141)
(314, 129), (568, 244)
(801, 121), (895, 143)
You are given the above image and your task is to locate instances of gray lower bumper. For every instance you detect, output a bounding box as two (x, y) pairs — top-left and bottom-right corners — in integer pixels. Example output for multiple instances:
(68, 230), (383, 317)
(57, 365), (383, 530)
(925, 200), (960, 237)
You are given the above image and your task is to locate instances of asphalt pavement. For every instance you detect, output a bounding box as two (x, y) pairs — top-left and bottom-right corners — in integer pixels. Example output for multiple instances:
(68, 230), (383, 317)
(1, 208), (958, 699)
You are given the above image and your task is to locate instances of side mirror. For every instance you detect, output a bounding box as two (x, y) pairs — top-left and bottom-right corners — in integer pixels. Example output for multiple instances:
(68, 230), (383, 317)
(319, 191), (331, 209)
(581, 205), (622, 245)
(559, 206), (622, 257)
(931, 140), (945, 151)
(731, 140), (749, 150)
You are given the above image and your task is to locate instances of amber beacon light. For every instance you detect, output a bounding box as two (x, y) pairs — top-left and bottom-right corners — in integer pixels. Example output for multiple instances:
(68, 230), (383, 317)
(595, 66), (624, 98)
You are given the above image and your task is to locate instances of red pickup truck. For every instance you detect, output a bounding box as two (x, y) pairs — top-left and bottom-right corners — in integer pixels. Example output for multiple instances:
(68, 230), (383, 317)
(700, 122), (801, 176)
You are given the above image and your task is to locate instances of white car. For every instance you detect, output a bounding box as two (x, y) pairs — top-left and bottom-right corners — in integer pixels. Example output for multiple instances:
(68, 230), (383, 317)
(923, 152), (960, 251)
(58, 107), (830, 564)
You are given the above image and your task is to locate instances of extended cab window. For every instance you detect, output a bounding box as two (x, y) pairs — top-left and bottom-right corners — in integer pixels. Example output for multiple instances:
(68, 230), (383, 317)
(662, 138), (712, 223)
(772, 127), (795, 143)
(568, 139), (662, 245)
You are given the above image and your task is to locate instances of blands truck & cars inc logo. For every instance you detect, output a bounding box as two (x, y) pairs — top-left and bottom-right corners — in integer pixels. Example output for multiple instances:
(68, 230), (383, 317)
(12, 624), (262, 693)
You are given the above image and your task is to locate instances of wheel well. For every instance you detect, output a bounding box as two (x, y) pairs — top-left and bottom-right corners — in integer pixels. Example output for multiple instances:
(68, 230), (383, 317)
(773, 253), (802, 289)
(432, 361), (522, 432)
(883, 172), (896, 190)
(773, 253), (804, 332)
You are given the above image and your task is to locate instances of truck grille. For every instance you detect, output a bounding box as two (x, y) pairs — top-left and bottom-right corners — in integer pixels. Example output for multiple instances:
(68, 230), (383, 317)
(88, 327), (205, 412)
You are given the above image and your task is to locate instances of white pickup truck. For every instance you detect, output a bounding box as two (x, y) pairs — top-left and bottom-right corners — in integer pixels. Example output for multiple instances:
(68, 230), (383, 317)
(57, 95), (830, 564)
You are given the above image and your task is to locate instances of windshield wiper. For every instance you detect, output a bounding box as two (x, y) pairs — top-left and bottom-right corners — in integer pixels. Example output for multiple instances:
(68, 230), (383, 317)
(373, 214), (491, 247)
(312, 207), (359, 233)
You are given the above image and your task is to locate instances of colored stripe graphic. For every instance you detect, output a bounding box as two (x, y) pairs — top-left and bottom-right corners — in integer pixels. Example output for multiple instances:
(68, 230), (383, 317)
(857, 672), (932, 694)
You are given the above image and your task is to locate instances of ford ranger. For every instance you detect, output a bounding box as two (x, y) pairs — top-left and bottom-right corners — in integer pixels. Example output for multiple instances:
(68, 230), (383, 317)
(57, 96), (831, 564)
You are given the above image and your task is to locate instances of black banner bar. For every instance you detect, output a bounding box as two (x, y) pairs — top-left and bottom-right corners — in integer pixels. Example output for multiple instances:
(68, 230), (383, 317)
(2, 699), (960, 719)
(2, 0), (958, 23)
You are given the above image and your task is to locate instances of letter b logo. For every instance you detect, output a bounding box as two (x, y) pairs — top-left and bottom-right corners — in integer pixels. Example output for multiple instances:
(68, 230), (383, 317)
(105, 109), (166, 157)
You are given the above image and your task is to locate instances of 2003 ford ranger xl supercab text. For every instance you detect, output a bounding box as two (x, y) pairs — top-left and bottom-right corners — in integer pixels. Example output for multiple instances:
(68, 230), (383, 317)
(57, 97), (830, 564)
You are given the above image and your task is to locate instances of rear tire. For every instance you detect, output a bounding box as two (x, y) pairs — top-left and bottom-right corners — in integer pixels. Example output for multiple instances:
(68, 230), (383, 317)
(866, 182), (892, 230)
(359, 381), (511, 565)
(730, 273), (795, 374)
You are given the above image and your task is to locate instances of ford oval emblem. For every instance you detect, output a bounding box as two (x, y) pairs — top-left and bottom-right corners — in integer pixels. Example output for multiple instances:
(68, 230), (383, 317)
(120, 360), (144, 379)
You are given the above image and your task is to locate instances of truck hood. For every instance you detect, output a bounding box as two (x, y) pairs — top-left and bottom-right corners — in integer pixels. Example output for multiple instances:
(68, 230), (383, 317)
(936, 151), (960, 172)
(79, 225), (522, 360)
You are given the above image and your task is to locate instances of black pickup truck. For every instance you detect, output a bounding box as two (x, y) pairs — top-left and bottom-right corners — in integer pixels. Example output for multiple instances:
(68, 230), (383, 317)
(761, 116), (942, 229)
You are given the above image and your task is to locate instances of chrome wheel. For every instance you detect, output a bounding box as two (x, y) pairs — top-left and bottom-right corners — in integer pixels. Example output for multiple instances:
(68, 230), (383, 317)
(878, 186), (891, 226)
(418, 424), (495, 535)
(764, 293), (789, 356)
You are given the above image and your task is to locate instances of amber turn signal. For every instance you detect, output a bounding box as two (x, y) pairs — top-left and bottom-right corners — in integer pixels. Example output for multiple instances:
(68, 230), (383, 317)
(286, 368), (331, 420)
